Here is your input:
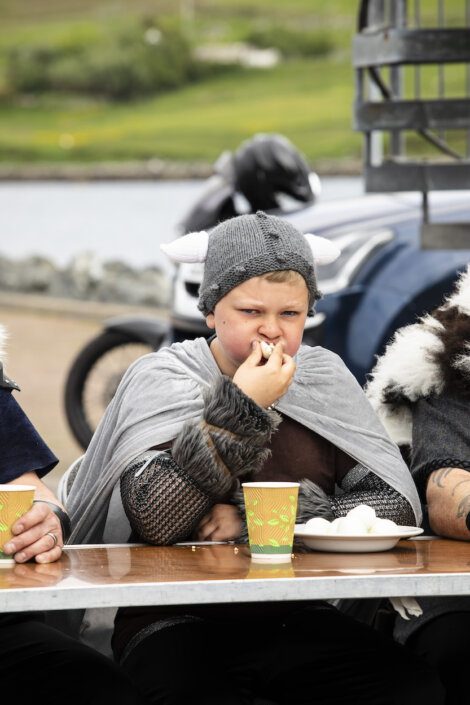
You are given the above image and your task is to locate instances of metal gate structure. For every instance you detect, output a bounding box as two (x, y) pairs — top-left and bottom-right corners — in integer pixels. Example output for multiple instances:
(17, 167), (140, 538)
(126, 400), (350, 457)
(353, 0), (470, 248)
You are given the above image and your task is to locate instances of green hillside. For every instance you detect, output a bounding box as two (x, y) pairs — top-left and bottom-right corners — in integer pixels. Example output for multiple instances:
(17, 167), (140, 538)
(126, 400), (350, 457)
(0, 0), (465, 171)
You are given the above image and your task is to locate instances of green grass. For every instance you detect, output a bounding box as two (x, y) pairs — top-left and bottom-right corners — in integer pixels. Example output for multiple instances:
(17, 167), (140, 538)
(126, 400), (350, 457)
(0, 57), (360, 165)
(0, 0), (467, 168)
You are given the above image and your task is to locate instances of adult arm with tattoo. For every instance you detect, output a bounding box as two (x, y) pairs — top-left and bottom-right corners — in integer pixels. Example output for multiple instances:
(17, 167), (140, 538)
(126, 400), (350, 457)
(426, 467), (470, 540)
(410, 394), (470, 540)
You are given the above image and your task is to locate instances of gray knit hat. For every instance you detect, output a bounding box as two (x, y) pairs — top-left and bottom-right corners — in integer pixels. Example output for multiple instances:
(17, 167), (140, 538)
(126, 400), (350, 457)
(198, 211), (321, 316)
(161, 210), (340, 316)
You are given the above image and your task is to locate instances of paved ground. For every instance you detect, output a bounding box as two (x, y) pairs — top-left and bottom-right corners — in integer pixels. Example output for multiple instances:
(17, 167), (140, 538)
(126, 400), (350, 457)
(0, 292), (167, 494)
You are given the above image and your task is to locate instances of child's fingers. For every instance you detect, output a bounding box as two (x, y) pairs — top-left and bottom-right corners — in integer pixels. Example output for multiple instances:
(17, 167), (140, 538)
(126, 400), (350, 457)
(197, 519), (216, 541)
(281, 353), (295, 367)
(280, 354), (296, 382)
(272, 342), (284, 356)
(265, 342), (284, 365)
(245, 340), (263, 365)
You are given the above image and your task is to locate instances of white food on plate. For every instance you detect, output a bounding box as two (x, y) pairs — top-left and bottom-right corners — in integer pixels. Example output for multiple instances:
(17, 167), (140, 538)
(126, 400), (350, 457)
(305, 517), (331, 534)
(327, 517), (343, 534)
(368, 517), (400, 534)
(302, 505), (402, 536)
(346, 504), (377, 531)
(332, 516), (369, 536)
(260, 341), (275, 359)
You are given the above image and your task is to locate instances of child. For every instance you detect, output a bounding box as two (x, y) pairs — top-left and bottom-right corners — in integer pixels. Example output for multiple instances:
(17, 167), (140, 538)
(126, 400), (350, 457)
(66, 211), (441, 705)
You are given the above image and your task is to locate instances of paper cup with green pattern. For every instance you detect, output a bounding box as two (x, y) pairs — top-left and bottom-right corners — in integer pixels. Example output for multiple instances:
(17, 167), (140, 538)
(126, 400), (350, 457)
(242, 482), (299, 563)
(0, 485), (35, 565)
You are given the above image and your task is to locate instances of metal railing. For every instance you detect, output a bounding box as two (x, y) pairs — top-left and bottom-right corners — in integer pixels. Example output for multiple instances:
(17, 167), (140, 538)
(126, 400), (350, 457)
(353, 0), (470, 247)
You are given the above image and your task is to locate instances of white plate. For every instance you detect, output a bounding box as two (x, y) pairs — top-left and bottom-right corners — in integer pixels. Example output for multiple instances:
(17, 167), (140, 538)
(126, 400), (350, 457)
(294, 525), (424, 553)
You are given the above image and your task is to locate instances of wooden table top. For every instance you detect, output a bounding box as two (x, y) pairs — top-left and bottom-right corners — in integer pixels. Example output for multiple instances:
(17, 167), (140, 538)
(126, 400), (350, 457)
(1, 538), (470, 613)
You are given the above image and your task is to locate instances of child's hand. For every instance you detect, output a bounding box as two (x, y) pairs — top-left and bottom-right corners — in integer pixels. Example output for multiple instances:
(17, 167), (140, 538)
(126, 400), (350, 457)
(196, 503), (243, 541)
(233, 340), (296, 408)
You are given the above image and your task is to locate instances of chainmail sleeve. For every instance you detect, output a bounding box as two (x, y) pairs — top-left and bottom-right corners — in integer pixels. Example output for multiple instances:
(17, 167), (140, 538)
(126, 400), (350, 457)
(330, 471), (415, 525)
(121, 375), (280, 545)
(120, 451), (213, 544)
(232, 467), (416, 542)
(296, 467), (415, 525)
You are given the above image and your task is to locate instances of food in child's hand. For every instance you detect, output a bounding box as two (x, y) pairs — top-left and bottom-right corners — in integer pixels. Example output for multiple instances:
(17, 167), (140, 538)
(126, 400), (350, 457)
(304, 505), (404, 536)
(260, 341), (275, 359)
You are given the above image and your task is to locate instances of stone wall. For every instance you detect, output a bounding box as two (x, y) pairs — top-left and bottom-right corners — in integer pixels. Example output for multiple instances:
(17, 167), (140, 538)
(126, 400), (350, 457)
(0, 251), (171, 308)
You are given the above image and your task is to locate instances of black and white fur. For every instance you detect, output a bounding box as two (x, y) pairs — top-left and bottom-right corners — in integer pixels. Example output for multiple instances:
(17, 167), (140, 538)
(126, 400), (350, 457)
(366, 265), (470, 445)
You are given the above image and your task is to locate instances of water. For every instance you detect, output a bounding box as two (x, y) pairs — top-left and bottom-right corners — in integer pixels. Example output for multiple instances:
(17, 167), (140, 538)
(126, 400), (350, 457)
(0, 177), (364, 276)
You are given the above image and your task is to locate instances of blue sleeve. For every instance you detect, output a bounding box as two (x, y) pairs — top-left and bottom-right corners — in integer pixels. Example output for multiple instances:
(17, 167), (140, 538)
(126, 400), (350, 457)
(0, 387), (58, 483)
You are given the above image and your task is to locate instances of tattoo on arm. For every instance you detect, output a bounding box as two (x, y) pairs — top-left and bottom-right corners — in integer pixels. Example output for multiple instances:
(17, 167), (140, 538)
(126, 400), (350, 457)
(431, 469), (470, 519)
(452, 478), (470, 496)
(429, 468), (470, 522)
(431, 468), (455, 487)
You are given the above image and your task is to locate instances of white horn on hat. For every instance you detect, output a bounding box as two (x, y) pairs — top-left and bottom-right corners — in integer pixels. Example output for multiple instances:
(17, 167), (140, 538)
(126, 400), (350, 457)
(304, 233), (341, 265)
(160, 230), (209, 263)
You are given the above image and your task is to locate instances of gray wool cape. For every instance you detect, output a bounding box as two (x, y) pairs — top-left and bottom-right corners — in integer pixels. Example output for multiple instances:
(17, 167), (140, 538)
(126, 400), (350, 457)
(66, 337), (422, 544)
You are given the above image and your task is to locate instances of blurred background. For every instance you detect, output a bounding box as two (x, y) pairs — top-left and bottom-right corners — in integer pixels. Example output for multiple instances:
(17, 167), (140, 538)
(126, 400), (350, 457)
(0, 0), (362, 173)
(1, 0), (468, 491)
(0, 0), (366, 491)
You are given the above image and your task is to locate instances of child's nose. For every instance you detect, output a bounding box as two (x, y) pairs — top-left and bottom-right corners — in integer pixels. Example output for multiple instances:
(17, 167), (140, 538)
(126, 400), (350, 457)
(259, 316), (281, 338)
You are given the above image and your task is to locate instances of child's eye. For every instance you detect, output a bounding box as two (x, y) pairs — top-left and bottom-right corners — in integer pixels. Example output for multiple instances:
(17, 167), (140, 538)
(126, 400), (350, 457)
(240, 309), (258, 315)
(282, 311), (299, 317)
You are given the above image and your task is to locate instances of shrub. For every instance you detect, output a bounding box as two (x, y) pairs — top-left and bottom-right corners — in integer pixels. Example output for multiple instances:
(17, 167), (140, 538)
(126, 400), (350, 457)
(6, 20), (197, 101)
(246, 25), (334, 59)
(7, 46), (58, 93)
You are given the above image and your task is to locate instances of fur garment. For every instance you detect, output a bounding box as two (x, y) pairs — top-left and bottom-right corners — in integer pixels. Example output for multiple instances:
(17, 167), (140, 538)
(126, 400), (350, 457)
(366, 265), (470, 445)
(172, 375), (280, 496)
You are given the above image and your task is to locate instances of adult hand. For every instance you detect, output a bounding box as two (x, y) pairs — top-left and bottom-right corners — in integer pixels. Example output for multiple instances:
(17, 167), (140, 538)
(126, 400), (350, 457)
(3, 501), (63, 564)
(233, 340), (296, 408)
(196, 503), (243, 542)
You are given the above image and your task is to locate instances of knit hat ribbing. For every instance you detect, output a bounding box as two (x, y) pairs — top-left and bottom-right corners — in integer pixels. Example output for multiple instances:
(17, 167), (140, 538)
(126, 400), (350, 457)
(198, 211), (321, 316)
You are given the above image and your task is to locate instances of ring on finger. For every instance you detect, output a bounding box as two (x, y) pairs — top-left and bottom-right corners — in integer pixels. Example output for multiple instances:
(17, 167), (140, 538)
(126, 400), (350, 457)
(45, 531), (58, 549)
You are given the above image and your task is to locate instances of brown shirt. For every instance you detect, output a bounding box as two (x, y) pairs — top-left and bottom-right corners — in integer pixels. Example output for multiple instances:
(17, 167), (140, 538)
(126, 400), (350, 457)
(257, 412), (355, 492)
(113, 413), (356, 661)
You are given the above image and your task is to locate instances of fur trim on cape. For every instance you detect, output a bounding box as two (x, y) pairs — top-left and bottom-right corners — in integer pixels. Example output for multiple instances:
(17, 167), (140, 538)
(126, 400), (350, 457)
(365, 265), (470, 446)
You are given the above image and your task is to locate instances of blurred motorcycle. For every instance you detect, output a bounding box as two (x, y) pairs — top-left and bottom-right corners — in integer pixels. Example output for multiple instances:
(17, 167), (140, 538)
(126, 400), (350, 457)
(64, 133), (320, 449)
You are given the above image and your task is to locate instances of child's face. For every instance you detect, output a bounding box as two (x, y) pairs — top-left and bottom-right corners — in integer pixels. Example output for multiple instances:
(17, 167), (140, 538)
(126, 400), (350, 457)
(206, 275), (309, 376)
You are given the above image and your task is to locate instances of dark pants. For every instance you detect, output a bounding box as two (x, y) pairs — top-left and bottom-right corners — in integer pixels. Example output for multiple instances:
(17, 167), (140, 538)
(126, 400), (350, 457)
(406, 611), (470, 705)
(0, 614), (146, 705)
(121, 604), (444, 705)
